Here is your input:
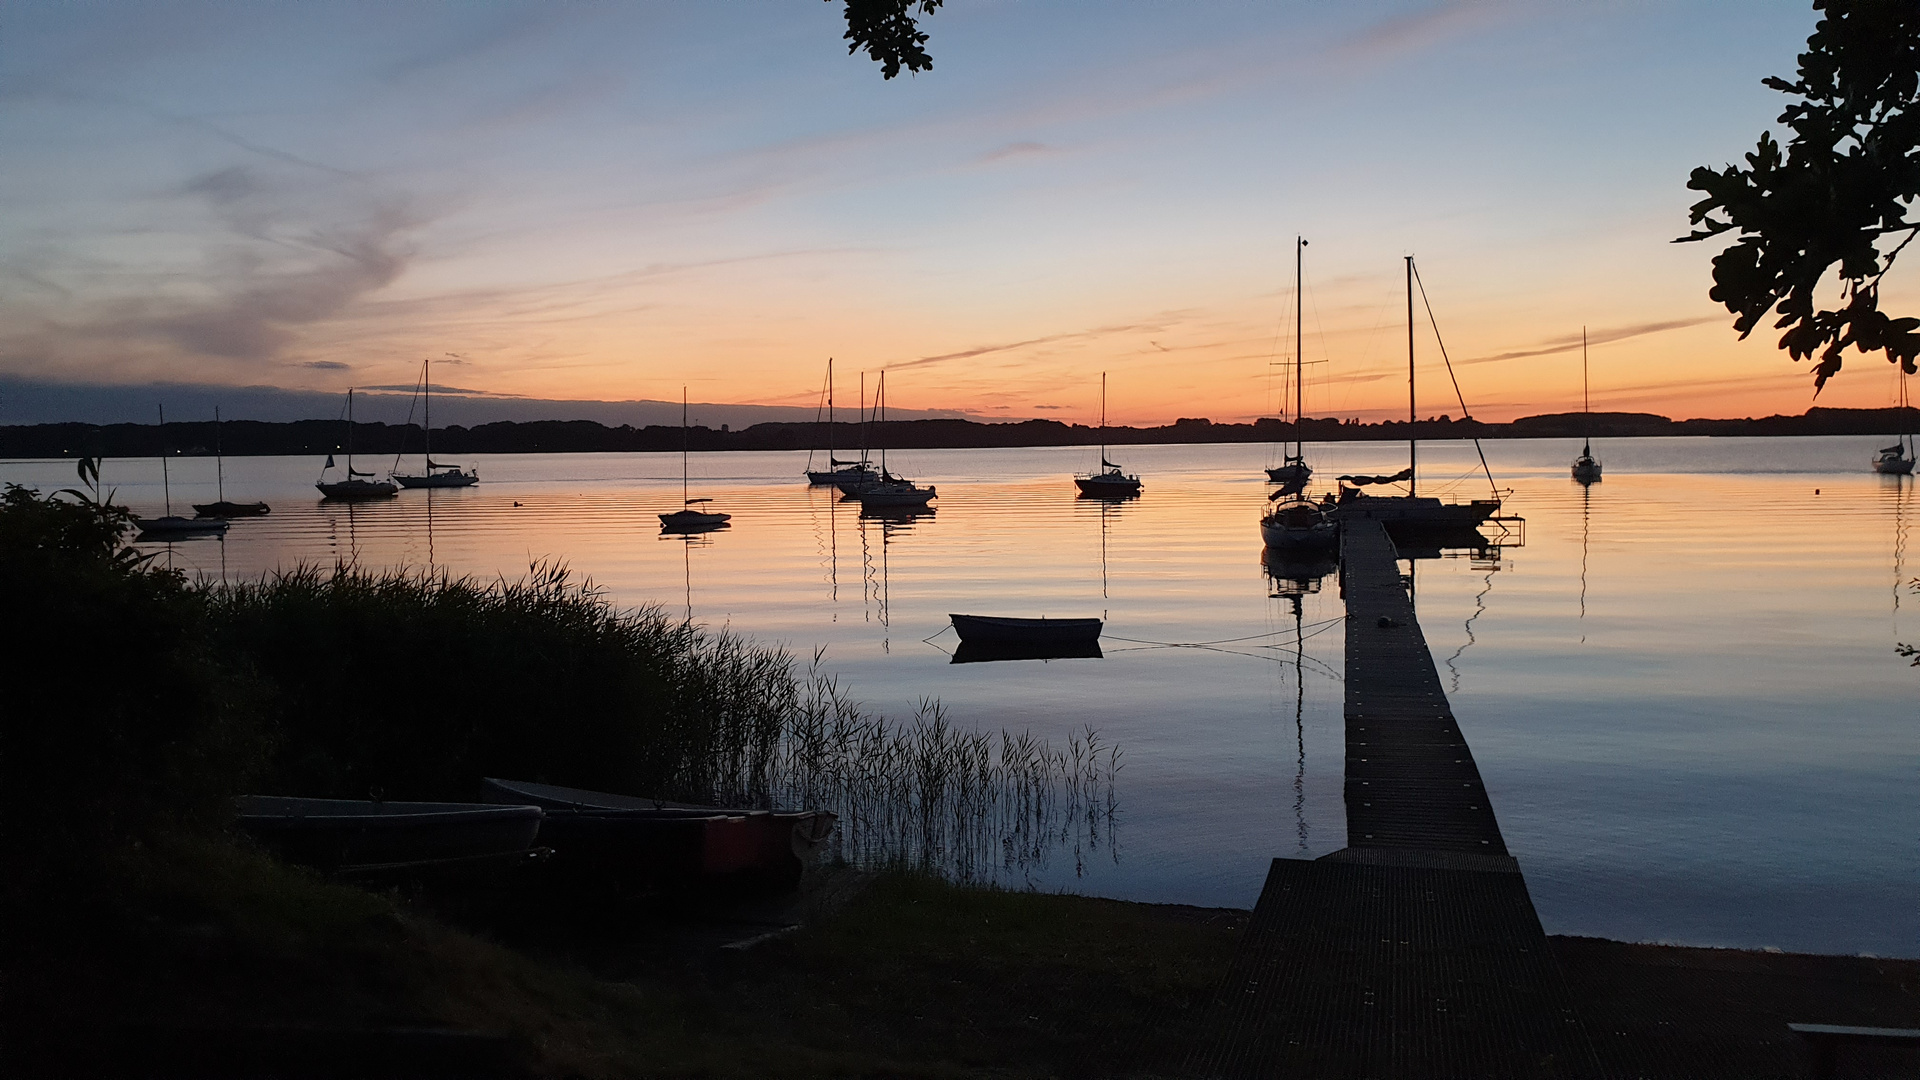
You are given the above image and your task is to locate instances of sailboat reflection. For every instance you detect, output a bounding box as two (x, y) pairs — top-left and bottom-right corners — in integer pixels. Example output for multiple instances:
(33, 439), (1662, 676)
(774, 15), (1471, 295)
(1263, 546), (1336, 855)
(666, 529), (720, 623)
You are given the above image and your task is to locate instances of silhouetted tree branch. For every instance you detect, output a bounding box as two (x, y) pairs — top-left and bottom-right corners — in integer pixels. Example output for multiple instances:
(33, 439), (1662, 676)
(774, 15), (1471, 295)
(834, 0), (943, 79)
(1678, 0), (1920, 390)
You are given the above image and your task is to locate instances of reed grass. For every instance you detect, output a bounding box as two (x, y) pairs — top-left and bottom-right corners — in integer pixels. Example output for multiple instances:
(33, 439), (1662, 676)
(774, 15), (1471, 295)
(202, 562), (1120, 881)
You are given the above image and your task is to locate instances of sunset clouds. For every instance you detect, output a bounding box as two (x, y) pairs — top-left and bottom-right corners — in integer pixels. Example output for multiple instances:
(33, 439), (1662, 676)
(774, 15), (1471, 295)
(2, 1), (1905, 425)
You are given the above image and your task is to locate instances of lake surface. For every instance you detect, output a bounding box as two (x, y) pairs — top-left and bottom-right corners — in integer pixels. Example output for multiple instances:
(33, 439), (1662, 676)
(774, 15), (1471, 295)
(6, 436), (1914, 957)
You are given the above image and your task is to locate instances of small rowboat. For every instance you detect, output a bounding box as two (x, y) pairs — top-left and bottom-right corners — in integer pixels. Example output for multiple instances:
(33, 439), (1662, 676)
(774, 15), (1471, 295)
(480, 778), (835, 888)
(235, 796), (543, 872)
(949, 614), (1103, 647)
(135, 515), (230, 538)
(192, 500), (271, 518)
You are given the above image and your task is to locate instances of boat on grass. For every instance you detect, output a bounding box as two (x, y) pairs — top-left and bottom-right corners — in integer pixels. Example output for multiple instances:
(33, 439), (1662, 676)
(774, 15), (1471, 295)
(481, 778), (835, 888)
(236, 795), (543, 873)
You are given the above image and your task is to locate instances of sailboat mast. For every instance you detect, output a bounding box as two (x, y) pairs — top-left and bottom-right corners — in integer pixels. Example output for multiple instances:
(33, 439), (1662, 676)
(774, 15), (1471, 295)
(859, 371), (869, 467)
(1100, 371), (1108, 465)
(1295, 236), (1305, 462)
(681, 387), (690, 505)
(424, 356), (432, 465)
(1581, 327), (1592, 455)
(158, 404), (172, 516)
(346, 388), (355, 475)
(878, 371), (888, 475)
(1406, 255), (1417, 498)
(827, 358), (834, 460)
(214, 405), (225, 503)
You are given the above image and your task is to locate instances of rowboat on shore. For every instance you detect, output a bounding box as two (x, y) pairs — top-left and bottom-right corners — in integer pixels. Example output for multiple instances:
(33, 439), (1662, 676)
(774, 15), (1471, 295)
(235, 796), (544, 872)
(480, 778), (835, 888)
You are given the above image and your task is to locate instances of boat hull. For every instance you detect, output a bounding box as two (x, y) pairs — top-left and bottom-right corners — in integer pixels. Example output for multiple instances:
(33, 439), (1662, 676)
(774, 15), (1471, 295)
(853, 485), (936, 507)
(1872, 456), (1915, 475)
(192, 501), (271, 518)
(394, 471), (479, 488)
(1074, 475), (1141, 497)
(1260, 518), (1337, 551)
(1265, 463), (1311, 485)
(659, 510), (732, 532)
(1330, 494), (1500, 529)
(316, 479), (398, 500)
(135, 515), (230, 538)
(481, 778), (835, 887)
(810, 467), (879, 488)
(236, 796), (543, 871)
(949, 614), (1103, 647)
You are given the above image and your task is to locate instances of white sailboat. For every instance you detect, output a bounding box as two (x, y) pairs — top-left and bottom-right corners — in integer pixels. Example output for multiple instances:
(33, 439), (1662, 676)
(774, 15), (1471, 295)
(316, 389), (400, 500)
(392, 355), (478, 488)
(659, 389), (732, 532)
(1572, 327), (1602, 484)
(805, 358), (879, 488)
(851, 371), (937, 508)
(1074, 372), (1142, 498)
(1266, 235), (1312, 490)
(1873, 368), (1915, 475)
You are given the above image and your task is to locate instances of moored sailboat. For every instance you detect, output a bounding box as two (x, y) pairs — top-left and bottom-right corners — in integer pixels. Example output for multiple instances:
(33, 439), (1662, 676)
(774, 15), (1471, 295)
(1572, 327), (1602, 484)
(805, 358), (880, 488)
(1872, 369), (1915, 475)
(851, 371), (936, 508)
(1330, 256), (1503, 533)
(137, 404), (231, 538)
(192, 405), (271, 517)
(316, 389), (399, 500)
(1267, 236), (1313, 491)
(660, 388), (732, 532)
(392, 355), (479, 488)
(1074, 372), (1141, 498)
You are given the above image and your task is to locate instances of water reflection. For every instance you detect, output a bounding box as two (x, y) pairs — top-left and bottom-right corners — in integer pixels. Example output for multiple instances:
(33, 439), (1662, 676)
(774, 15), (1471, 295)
(1263, 547), (1337, 855)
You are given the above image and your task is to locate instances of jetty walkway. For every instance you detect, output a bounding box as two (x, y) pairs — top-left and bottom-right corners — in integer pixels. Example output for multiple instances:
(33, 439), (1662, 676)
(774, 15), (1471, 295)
(1189, 518), (1601, 1078)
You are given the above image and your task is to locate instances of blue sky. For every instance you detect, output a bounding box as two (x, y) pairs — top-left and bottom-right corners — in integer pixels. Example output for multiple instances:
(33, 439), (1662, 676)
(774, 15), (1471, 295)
(5, 1), (1901, 425)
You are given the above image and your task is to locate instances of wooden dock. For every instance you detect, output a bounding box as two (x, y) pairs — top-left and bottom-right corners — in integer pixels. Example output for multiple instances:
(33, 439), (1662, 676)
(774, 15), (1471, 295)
(1188, 518), (1601, 1078)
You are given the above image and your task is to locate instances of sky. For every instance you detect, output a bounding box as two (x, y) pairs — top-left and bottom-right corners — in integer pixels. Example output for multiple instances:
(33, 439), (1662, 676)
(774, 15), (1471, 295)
(3, 0), (1915, 427)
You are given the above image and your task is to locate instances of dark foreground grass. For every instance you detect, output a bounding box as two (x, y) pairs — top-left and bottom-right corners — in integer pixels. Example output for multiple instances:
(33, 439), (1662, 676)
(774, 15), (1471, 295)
(5, 842), (1244, 1079)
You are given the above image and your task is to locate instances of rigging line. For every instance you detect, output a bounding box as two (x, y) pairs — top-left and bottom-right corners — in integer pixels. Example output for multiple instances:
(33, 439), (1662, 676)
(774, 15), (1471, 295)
(1104, 641), (1345, 678)
(1106, 617), (1346, 648)
(1410, 261), (1498, 499)
(390, 362), (428, 474)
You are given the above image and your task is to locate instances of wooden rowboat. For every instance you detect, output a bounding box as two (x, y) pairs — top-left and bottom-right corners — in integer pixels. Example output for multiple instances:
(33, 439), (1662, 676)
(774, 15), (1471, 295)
(235, 796), (543, 872)
(948, 614), (1103, 647)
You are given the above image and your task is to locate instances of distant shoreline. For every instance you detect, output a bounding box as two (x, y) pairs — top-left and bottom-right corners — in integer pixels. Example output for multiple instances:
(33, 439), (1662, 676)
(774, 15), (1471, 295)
(2, 406), (1915, 458)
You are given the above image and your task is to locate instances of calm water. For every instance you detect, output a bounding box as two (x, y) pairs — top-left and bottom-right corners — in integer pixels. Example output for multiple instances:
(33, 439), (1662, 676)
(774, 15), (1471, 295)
(7, 437), (1914, 957)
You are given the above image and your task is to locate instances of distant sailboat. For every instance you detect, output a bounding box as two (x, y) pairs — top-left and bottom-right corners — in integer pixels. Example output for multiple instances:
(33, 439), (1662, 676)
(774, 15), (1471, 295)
(1074, 373), (1142, 498)
(805, 358), (879, 489)
(192, 405), (270, 517)
(659, 389), (732, 532)
(851, 371), (937, 508)
(1267, 235), (1312, 491)
(392, 355), (479, 488)
(1572, 327), (1602, 485)
(136, 405), (229, 538)
(1873, 368), (1915, 475)
(316, 389), (399, 500)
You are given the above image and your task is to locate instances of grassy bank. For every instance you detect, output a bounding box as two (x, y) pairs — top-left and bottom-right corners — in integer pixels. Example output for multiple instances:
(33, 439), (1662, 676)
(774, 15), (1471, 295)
(7, 841), (1242, 1078)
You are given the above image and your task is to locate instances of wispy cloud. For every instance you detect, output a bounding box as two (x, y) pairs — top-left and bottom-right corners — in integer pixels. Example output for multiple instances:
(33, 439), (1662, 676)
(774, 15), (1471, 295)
(1333, 2), (1508, 65)
(1461, 317), (1722, 366)
(977, 141), (1054, 164)
(302, 360), (351, 371)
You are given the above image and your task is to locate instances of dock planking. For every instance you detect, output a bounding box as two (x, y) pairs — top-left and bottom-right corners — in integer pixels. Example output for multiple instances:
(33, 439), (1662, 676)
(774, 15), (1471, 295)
(1189, 518), (1600, 1078)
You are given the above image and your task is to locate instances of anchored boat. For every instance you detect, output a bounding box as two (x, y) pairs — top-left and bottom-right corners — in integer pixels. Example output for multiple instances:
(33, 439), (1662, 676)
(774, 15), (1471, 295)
(316, 389), (399, 500)
(392, 355), (479, 489)
(660, 388), (732, 532)
(1074, 373), (1142, 498)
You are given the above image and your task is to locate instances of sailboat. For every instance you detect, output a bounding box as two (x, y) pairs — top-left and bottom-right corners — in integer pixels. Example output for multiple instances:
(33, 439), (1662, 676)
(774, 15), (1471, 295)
(1074, 373), (1142, 498)
(1872, 368), (1916, 475)
(805, 358), (879, 488)
(392, 356), (478, 488)
(659, 389), (732, 532)
(192, 405), (270, 517)
(137, 405), (231, 537)
(1267, 236), (1313, 490)
(851, 371), (937, 508)
(1572, 327), (1603, 484)
(316, 389), (399, 500)
(1330, 255), (1502, 532)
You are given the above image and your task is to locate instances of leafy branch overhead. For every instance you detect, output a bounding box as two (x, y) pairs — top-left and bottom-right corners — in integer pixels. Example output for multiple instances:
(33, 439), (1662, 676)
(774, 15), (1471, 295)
(1678, 0), (1920, 389)
(834, 0), (943, 80)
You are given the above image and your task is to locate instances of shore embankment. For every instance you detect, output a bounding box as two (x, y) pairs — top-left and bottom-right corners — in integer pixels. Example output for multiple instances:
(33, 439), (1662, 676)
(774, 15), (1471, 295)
(4, 405), (1917, 459)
